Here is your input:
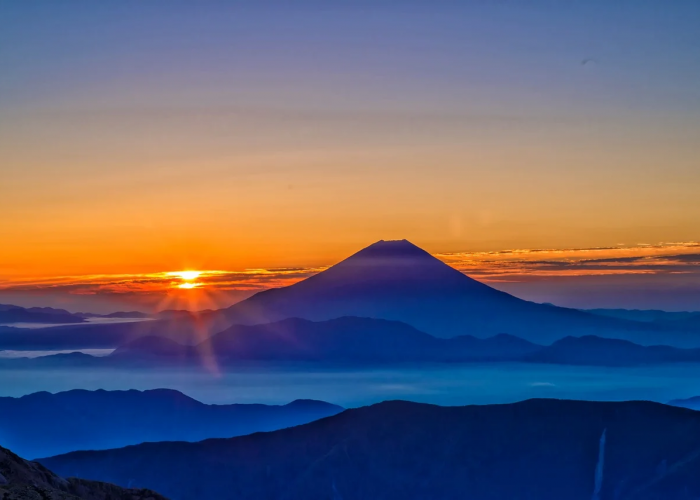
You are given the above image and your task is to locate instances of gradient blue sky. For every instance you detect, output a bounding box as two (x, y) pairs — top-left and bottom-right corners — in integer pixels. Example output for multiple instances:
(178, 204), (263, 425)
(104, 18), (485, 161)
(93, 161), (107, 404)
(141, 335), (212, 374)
(1, 1), (699, 311)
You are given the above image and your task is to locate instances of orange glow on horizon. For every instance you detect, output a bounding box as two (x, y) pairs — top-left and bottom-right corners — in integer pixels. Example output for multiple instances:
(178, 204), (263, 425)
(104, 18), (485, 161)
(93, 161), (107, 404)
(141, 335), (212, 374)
(0, 241), (698, 301)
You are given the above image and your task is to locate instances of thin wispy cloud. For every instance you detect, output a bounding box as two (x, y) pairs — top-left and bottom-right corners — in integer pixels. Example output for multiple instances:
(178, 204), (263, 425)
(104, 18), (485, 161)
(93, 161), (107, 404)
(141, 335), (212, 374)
(437, 242), (700, 282)
(0, 268), (323, 295)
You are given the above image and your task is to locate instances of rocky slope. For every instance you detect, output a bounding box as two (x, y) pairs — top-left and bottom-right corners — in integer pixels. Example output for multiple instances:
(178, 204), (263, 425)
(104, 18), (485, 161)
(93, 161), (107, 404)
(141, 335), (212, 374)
(0, 444), (166, 499)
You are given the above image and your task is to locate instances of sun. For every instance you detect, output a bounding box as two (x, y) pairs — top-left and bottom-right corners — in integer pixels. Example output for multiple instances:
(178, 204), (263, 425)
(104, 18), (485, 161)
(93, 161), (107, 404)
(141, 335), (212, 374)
(178, 282), (200, 289)
(166, 271), (204, 290)
(169, 271), (202, 281)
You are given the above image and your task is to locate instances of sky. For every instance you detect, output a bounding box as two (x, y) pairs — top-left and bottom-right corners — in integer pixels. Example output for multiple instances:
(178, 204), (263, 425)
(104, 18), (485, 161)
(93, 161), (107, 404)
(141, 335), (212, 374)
(1, 1), (699, 312)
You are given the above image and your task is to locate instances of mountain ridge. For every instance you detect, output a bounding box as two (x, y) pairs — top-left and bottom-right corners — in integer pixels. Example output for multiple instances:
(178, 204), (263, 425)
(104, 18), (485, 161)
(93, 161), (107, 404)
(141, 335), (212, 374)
(40, 398), (700, 500)
(109, 316), (543, 365)
(0, 444), (166, 500)
(0, 304), (85, 325)
(7, 317), (700, 368)
(0, 388), (342, 459)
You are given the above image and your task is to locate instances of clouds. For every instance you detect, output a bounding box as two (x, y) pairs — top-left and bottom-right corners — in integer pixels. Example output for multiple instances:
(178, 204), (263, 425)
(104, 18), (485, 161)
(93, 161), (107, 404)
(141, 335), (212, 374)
(437, 242), (700, 282)
(0, 268), (323, 296)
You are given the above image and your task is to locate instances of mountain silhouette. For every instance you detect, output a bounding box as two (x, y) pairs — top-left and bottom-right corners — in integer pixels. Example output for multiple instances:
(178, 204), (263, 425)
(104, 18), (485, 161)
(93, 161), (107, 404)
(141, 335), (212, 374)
(216, 240), (686, 344)
(668, 395), (700, 411)
(663, 313), (700, 330)
(0, 304), (85, 325)
(109, 316), (542, 365)
(76, 311), (152, 319)
(526, 335), (700, 366)
(584, 308), (698, 323)
(41, 398), (700, 500)
(11, 324), (700, 369)
(0, 389), (342, 459)
(0, 317), (207, 350)
(0, 444), (165, 500)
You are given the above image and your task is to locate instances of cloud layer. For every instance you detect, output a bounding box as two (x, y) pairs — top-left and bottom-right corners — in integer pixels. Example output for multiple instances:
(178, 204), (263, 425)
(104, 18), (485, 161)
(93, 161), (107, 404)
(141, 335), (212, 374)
(437, 242), (700, 282)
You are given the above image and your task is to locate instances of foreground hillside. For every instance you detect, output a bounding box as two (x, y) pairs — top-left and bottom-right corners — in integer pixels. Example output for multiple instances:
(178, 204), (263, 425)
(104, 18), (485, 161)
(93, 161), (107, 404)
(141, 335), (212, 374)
(0, 445), (165, 500)
(43, 398), (700, 500)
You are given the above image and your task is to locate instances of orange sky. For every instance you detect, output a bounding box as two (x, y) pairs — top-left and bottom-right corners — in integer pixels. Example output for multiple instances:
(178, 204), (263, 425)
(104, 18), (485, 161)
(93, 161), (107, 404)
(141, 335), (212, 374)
(1, 2), (699, 310)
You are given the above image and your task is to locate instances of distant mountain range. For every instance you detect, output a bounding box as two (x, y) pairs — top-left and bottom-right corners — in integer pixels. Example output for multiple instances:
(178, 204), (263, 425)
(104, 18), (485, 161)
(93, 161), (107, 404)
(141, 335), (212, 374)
(0, 304), (85, 325)
(0, 303), (151, 324)
(111, 316), (542, 364)
(668, 395), (700, 411)
(0, 444), (165, 500)
(0, 317), (201, 350)
(106, 324), (700, 367)
(526, 335), (700, 366)
(584, 308), (700, 323)
(76, 311), (152, 319)
(41, 398), (700, 500)
(6, 315), (700, 368)
(0, 389), (342, 459)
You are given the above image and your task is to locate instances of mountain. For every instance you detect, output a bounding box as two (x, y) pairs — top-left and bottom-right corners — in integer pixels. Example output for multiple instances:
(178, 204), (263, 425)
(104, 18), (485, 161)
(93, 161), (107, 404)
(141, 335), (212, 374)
(76, 311), (152, 319)
(112, 336), (191, 359)
(213, 240), (694, 345)
(668, 395), (700, 411)
(0, 445), (166, 500)
(110, 316), (543, 365)
(584, 308), (699, 323)
(662, 314), (700, 330)
(526, 335), (700, 366)
(0, 352), (102, 370)
(15, 327), (700, 369)
(0, 304), (84, 325)
(41, 398), (700, 500)
(0, 389), (342, 459)
(0, 318), (205, 350)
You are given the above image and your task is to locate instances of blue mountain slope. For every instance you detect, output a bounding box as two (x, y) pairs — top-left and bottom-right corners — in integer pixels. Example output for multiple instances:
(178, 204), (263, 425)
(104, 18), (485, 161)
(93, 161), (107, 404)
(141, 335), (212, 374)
(0, 389), (342, 459)
(41, 399), (700, 500)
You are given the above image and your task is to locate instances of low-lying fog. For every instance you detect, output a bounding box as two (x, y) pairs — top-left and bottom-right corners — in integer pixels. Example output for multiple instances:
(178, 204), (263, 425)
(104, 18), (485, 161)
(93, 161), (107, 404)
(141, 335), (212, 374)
(3, 363), (700, 408)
